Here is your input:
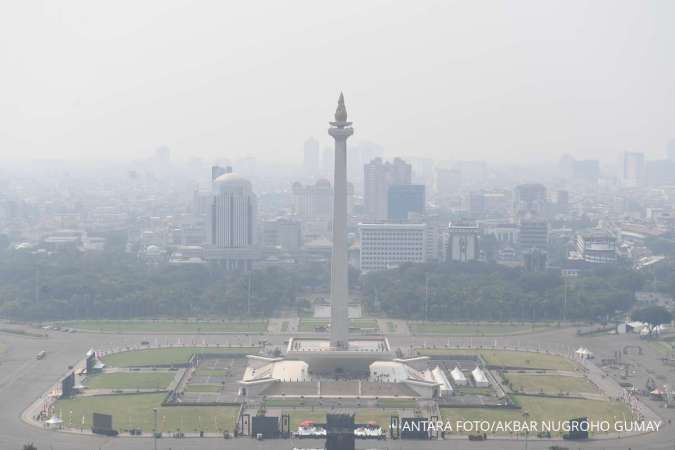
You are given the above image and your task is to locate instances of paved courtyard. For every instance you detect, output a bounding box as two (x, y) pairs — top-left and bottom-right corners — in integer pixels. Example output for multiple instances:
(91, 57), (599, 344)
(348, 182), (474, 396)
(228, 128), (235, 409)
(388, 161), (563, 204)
(2, 323), (675, 449)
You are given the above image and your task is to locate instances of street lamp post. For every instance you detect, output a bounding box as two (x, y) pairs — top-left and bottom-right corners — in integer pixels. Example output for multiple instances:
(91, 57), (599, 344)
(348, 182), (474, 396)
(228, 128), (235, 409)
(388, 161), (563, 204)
(522, 411), (530, 450)
(153, 407), (158, 450)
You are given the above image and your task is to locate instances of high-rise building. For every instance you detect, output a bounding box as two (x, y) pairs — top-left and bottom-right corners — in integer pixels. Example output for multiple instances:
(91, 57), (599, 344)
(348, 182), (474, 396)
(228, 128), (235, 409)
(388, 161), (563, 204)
(206, 171), (259, 270)
(387, 184), (425, 220)
(645, 159), (675, 186)
(321, 146), (334, 175)
(518, 220), (549, 250)
(667, 139), (675, 161)
(447, 222), (480, 262)
(292, 179), (333, 219)
(556, 190), (569, 212)
(523, 248), (547, 272)
(262, 218), (302, 251)
(623, 152), (645, 187)
(513, 184), (547, 218)
(211, 165), (228, 181)
(364, 157), (412, 220)
(574, 230), (617, 264)
(303, 137), (320, 174)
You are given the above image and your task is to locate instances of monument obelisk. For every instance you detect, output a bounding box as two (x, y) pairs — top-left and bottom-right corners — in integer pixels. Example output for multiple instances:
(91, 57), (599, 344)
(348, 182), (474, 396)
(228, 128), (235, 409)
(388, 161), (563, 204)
(328, 93), (353, 350)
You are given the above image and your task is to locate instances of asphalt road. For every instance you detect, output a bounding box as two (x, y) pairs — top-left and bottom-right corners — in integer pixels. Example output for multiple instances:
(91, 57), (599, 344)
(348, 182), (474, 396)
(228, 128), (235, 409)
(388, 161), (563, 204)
(2, 325), (675, 450)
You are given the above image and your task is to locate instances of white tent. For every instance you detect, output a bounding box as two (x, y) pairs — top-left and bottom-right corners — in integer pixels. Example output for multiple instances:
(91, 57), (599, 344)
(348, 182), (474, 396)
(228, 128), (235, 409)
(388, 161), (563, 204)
(450, 366), (467, 386)
(46, 415), (63, 429)
(575, 347), (593, 359)
(471, 366), (489, 387)
(431, 366), (453, 397)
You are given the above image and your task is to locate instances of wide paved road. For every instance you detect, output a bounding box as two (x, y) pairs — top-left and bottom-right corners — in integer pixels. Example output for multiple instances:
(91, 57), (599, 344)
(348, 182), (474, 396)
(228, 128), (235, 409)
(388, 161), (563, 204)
(2, 325), (675, 449)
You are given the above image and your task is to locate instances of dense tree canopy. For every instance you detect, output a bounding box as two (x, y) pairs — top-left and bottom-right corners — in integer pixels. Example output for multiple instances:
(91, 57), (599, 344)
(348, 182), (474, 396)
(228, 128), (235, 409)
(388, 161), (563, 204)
(631, 305), (673, 326)
(362, 262), (642, 322)
(0, 249), (323, 321)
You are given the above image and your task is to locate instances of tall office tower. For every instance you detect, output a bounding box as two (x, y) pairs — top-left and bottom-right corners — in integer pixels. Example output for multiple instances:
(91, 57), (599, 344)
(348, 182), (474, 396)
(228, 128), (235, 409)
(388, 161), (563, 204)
(623, 152), (645, 187)
(347, 141), (384, 187)
(559, 154), (575, 179)
(211, 165), (229, 181)
(322, 146), (334, 176)
(556, 190), (569, 212)
(513, 183), (547, 218)
(447, 222), (480, 262)
(667, 139), (675, 161)
(387, 184), (425, 220)
(328, 93), (353, 350)
(363, 157), (412, 220)
(291, 179), (333, 219)
(303, 137), (320, 174)
(206, 170), (259, 270)
(262, 218), (302, 251)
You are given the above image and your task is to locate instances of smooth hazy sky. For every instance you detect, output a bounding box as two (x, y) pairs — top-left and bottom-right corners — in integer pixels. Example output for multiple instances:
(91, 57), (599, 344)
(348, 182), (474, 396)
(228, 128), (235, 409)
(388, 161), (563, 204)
(1, 0), (674, 163)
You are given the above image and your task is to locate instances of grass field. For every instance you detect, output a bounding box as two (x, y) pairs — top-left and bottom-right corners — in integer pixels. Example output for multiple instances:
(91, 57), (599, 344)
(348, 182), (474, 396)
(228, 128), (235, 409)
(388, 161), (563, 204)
(650, 340), (675, 356)
(409, 322), (553, 336)
(298, 318), (379, 332)
(184, 384), (222, 393)
(195, 369), (226, 377)
(281, 321), (289, 332)
(442, 396), (632, 435)
(418, 349), (577, 371)
(85, 372), (175, 390)
(54, 320), (267, 334)
(455, 386), (495, 396)
(53, 393), (240, 433)
(101, 346), (256, 367)
(505, 373), (598, 395)
(376, 398), (416, 408)
(282, 408), (396, 430)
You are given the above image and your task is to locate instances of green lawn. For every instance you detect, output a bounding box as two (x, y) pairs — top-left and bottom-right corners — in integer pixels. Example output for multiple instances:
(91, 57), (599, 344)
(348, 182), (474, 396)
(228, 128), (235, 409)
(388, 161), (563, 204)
(298, 318), (379, 332)
(455, 386), (495, 396)
(195, 369), (226, 377)
(101, 346), (256, 367)
(54, 320), (268, 334)
(281, 321), (289, 332)
(53, 393), (240, 433)
(85, 372), (175, 390)
(442, 396), (632, 436)
(505, 373), (598, 395)
(650, 340), (674, 356)
(376, 398), (416, 408)
(410, 322), (553, 336)
(184, 384), (222, 393)
(419, 349), (577, 371)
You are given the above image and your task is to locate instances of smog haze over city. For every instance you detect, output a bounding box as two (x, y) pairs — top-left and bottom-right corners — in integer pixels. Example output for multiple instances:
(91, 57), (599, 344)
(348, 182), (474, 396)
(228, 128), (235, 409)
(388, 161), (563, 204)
(2, 0), (675, 163)
(2, 2), (675, 450)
